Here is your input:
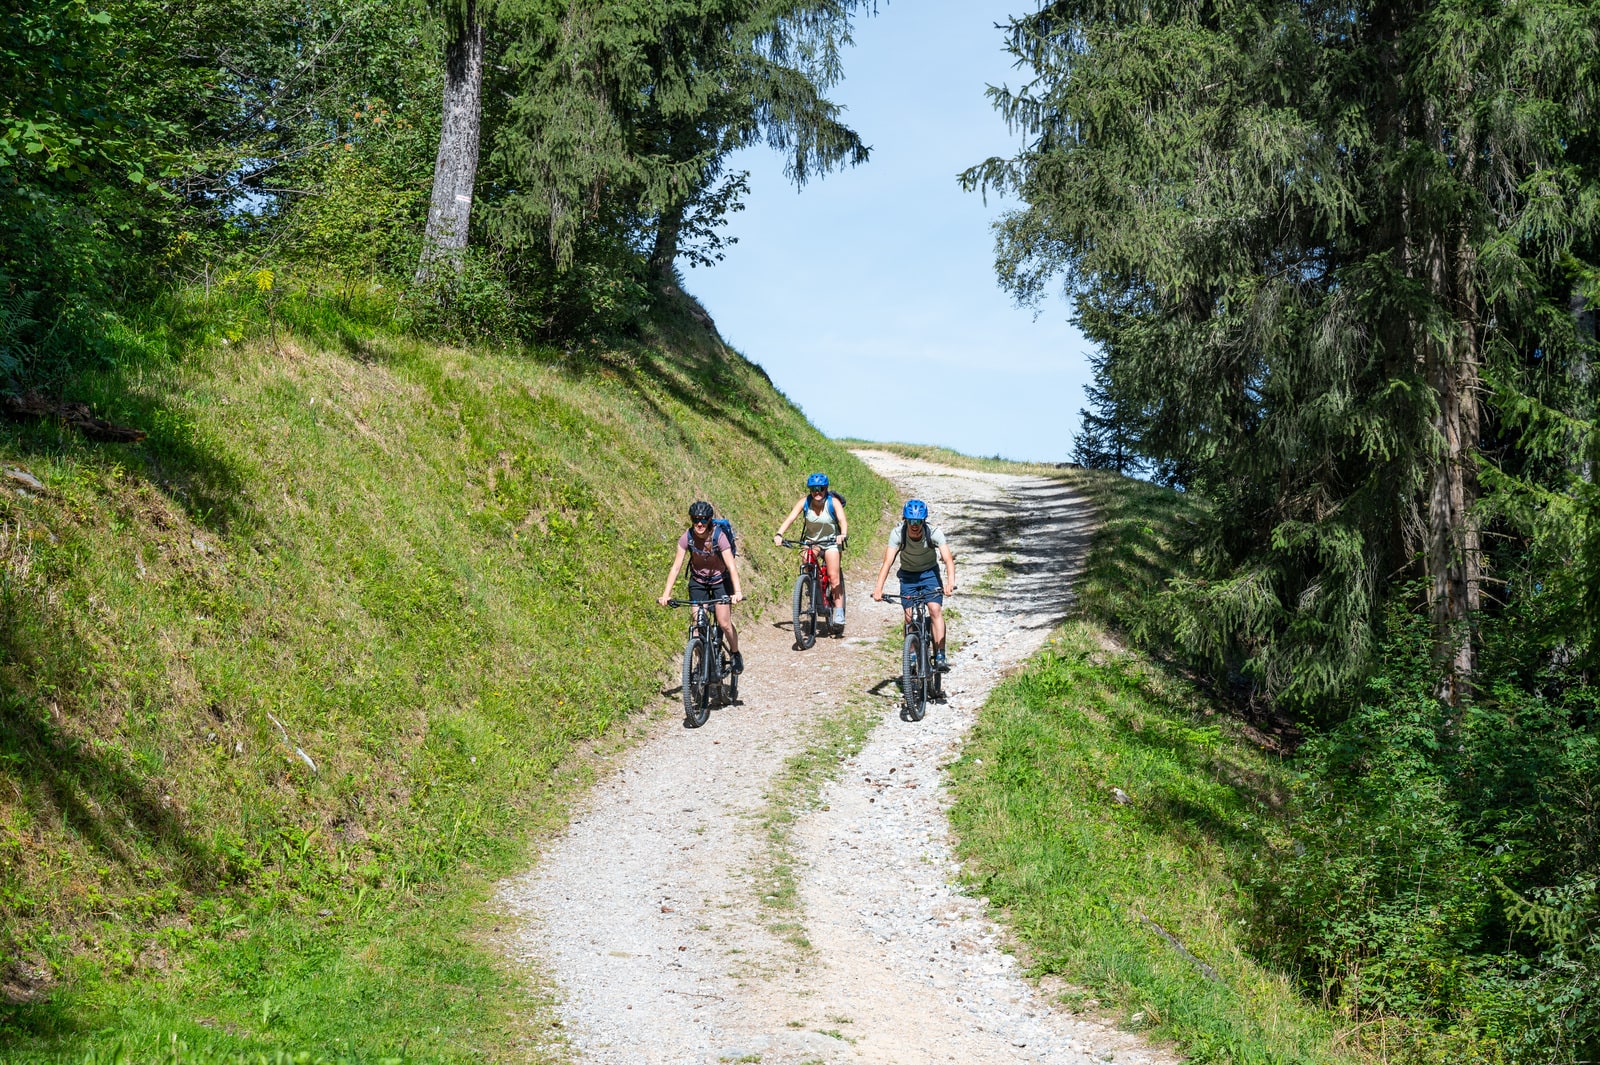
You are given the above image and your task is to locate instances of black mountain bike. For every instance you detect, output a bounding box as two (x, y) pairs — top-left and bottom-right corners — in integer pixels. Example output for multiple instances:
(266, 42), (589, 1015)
(780, 536), (838, 650)
(883, 591), (944, 722)
(667, 596), (736, 728)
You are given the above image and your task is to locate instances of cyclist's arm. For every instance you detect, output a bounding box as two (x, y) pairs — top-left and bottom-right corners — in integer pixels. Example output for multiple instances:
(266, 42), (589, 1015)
(721, 548), (743, 601)
(871, 542), (896, 599)
(659, 544), (688, 604)
(939, 540), (957, 594)
(774, 498), (804, 542)
(834, 500), (848, 542)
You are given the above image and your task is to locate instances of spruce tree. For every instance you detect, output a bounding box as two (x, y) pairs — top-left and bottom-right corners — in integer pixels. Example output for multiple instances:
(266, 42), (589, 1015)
(1070, 368), (1141, 476)
(966, 1), (1600, 706)
(485, 0), (870, 276)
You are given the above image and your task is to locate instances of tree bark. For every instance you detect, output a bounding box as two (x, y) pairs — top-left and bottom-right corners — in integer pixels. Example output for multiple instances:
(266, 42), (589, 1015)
(416, 1), (486, 284)
(648, 201), (685, 289)
(1423, 224), (1483, 704)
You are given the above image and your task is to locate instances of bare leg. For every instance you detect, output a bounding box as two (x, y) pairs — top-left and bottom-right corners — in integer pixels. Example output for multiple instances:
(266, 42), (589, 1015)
(929, 602), (945, 648)
(826, 547), (845, 615)
(714, 601), (739, 653)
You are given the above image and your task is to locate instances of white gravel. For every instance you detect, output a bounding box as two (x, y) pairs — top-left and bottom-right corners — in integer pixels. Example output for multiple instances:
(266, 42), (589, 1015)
(498, 450), (1178, 1065)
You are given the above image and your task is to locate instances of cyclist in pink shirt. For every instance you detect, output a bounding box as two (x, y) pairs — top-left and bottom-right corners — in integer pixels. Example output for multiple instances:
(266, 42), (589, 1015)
(658, 501), (745, 673)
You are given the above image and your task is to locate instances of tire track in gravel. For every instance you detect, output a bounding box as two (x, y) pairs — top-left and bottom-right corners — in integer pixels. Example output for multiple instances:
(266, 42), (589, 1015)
(498, 449), (1179, 1065)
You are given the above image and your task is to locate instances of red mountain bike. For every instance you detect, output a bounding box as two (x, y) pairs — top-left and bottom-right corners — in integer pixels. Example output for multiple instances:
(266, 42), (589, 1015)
(780, 536), (838, 650)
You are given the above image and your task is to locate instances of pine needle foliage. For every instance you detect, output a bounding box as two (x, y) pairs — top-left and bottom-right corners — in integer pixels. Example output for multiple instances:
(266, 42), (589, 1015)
(967, 1), (1600, 712)
(484, 0), (871, 273)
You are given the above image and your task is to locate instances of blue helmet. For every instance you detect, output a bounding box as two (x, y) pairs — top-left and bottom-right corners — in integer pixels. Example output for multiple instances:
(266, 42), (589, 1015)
(806, 472), (829, 490)
(903, 499), (928, 522)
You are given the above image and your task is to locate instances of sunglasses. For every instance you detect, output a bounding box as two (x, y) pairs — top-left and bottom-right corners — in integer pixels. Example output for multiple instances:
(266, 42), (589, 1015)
(692, 519), (710, 526)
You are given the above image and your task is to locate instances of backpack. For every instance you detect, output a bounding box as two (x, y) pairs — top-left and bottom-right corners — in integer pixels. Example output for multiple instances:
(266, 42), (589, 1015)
(896, 520), (939, 565)
(800, 490), (847, 525)
(712, 516), (737, 557)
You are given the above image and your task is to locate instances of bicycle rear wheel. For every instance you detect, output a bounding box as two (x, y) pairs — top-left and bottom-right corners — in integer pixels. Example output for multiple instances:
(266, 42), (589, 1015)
(682, 635), (709, 728)
(793, 572), (816, 649)
(902, 631), (926, 722)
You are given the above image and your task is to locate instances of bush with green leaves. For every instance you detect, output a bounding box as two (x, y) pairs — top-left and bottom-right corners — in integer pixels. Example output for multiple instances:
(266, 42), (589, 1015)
(1243, 595), (1600, 1060)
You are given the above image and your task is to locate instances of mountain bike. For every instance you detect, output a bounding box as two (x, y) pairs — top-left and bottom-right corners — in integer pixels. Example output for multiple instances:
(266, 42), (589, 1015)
(883, 590), (944, 722)
(666, 596), (736, 728)
(780, 536), (839, 649)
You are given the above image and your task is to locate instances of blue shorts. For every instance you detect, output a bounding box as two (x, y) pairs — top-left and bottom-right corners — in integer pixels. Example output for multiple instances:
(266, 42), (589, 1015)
(897, 568), (943, 606)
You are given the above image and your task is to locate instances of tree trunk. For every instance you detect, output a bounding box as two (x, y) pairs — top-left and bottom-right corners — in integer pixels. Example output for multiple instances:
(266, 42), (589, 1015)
(1423, 225), (1483, 704)
(416, 2), (486, 284)
(648, 202), (685, 289)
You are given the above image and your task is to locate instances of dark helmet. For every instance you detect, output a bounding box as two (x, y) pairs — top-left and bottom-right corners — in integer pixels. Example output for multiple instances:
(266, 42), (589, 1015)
(806, 472), (829, 490)
(903, 499), (928, 522)
(688, 501), (714, 522)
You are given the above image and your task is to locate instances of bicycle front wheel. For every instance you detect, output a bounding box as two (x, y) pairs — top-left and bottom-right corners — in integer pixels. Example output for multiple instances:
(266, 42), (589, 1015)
(902, 631), (926, 722)
(793, 572), (816, 650)
(682, 636), (710, 728)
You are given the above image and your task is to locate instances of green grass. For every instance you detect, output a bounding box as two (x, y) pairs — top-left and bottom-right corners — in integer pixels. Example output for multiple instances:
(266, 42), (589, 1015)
(836, 439), (1071, 476)
(0, 286), (895, 1061)
(948, 623), (1351, 1065)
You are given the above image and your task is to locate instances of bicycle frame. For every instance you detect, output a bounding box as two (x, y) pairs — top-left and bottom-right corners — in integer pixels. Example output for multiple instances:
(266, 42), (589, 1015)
(780, 536), (838, 649)
(667, 596), (734, 727)
(882, 590), (941, 721)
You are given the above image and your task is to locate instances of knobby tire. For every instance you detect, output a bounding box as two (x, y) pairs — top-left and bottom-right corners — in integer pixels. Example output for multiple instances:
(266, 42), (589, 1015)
(683, 635), (709, 728)
(902, 629), (927, 722)
(793, 571), (816, 650)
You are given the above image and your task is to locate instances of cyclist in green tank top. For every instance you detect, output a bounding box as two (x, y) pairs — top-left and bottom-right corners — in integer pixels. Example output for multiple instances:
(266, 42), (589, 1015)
(773, 473), (849, 627)
(871, 499), (957, 671)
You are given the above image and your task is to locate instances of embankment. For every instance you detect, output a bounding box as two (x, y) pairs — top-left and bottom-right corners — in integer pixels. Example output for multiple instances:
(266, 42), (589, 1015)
(0, 295), (892, 1060)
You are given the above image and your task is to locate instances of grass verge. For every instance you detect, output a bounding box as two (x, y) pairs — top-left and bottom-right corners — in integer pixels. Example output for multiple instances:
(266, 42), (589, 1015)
(947, 622), (1350, 1065)
(836, 439), (1071, 477)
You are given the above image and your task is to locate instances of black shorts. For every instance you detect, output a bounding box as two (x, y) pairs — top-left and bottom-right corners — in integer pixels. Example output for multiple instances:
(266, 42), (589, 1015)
(689, 578), (729, 603)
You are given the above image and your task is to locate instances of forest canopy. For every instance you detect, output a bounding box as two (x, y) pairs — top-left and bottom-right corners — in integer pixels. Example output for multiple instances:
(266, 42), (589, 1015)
(0, 0), (872, 380)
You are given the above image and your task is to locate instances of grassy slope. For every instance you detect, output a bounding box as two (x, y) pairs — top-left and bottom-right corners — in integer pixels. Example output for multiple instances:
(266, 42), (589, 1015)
(856, 444), (1356, 1064)
(0, 292), (893, 1062)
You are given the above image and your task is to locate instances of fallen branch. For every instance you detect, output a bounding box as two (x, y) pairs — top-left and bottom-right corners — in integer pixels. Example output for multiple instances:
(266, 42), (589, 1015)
(1133, 909), (1225, 985)
(3, 392), (147, 443)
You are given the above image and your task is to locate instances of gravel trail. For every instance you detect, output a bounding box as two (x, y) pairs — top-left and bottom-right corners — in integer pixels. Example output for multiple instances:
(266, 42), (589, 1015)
(499, 450), (1177, 1065)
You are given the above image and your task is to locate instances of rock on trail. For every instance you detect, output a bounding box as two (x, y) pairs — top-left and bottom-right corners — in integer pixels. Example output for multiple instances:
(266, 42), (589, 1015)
(498, 450), (1176, 1065)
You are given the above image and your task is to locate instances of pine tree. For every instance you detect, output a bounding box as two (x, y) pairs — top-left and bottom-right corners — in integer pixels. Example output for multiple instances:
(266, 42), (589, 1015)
(1070, 369), (1140, 476)
(966, 1), (1600, 707)
(484, 0), (870, 276)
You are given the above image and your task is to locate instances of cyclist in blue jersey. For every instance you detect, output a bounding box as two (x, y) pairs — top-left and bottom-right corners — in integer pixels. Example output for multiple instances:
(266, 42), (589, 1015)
(871, 499), (956, 671)
(659, 501), (744, 674)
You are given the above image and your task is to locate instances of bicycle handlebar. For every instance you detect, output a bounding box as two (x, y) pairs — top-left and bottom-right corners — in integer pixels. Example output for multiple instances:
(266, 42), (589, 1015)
(880, 591), (948, 605)
(666, 597), (733, 607)
(778, 536), (839, 549)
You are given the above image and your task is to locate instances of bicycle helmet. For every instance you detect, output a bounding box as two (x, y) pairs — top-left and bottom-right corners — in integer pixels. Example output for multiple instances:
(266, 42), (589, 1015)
(688, 500), (714, 522)
(806, 473), (829, 490)
(903, 499), (928, 522)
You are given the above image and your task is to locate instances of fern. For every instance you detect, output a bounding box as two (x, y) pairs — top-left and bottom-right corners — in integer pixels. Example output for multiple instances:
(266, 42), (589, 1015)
(0, 276), (36, 388)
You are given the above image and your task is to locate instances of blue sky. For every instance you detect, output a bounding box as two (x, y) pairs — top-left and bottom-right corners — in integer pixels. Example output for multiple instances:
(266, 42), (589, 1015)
(684, 0), (1097, 463)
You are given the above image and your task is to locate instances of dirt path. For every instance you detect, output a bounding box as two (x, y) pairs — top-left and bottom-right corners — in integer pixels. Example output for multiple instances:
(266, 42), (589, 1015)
(499, 451), (1176, 1065)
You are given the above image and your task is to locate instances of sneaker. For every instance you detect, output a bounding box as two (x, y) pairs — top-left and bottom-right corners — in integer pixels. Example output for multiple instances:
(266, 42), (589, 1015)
(831, 607), (846, 628)
(934, 649), (950, 672)
(732, 651), (745, 675)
